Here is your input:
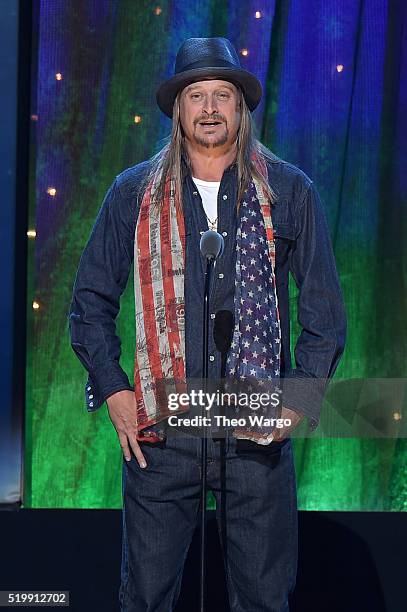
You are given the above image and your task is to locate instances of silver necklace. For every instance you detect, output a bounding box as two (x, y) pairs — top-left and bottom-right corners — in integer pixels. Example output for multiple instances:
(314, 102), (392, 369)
(204, 212), (218, 231)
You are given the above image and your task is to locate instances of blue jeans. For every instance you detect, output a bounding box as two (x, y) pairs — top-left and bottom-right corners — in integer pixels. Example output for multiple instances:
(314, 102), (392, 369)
(119, 429), (298, 611)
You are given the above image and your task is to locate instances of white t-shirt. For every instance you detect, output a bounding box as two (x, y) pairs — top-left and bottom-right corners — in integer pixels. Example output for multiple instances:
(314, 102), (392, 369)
(192, 177), (220, 231)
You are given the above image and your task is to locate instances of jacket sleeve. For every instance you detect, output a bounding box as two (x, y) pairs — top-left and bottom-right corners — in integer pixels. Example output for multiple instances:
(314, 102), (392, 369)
(282, 180), (347, 427)
(68, 178), (136, 412)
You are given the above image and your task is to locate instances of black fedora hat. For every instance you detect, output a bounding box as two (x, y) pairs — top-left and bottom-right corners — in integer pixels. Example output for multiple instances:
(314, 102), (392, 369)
(156, 37), (262, 118)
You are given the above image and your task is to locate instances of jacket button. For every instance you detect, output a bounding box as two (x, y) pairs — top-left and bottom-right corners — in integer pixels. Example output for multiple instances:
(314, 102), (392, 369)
(209, 355), (215, 362)
(193, 191), (198, 196)
(222, 231), (228, 237)
(222, 194), (228, 200)
(87, 386), (91, 391)
(210, 313), (215, 319)
(89, 394), (94, 399)
(89, 402), (94, 407)
(218, 273), (224, 279)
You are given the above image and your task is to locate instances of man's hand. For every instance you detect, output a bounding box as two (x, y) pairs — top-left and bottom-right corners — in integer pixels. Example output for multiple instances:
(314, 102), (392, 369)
(106, 390), (147, 467)
(272, 406), (303, 441)
(233, 406), (304, 445)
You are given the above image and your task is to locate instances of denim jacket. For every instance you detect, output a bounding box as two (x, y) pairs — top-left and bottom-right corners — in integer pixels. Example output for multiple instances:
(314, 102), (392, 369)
(68, 154), (347, 427)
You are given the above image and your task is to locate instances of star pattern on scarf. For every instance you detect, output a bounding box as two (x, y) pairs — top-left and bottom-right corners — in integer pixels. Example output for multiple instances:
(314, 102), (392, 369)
(226, 183), (281, 384)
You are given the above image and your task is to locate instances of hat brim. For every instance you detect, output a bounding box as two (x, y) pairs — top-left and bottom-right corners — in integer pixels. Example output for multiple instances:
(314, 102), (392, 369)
(156, 67), (262, 118)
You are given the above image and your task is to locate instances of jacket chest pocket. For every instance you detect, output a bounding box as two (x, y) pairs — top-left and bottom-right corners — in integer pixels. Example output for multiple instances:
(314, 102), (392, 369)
(272, 222), (296, 283)
(273, 223), (296, 242)
(271, 197), (296, 240)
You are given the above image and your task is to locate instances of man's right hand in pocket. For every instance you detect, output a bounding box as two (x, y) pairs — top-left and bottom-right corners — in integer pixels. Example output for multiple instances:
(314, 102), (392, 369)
(106, 390), (147, 468)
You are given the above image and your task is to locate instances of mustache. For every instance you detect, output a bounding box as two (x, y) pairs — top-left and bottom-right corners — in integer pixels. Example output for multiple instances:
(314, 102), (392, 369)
(193, 114), (226, 125)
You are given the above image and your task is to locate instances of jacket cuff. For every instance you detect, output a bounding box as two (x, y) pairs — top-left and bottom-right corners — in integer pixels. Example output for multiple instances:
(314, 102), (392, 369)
(281, 371), (327, 430)
(85, 361), (134, 412)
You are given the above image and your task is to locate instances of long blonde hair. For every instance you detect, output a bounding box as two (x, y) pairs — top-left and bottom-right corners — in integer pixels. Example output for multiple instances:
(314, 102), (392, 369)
(142, 86), (278, 210)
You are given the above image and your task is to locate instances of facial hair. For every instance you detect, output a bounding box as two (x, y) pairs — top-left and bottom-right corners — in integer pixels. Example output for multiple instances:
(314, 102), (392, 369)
(192, 115), (229, 148)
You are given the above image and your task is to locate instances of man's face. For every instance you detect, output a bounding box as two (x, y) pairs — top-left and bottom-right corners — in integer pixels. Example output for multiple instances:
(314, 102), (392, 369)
(179, 79), (241, 149)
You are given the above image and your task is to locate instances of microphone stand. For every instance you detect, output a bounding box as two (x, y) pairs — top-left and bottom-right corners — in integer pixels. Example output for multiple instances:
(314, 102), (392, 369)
(198, 229), (223, 612)
(200, 255), (213, 612)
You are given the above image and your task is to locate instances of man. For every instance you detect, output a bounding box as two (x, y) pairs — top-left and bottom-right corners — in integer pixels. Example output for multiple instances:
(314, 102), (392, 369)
(69, 38), (346, 611)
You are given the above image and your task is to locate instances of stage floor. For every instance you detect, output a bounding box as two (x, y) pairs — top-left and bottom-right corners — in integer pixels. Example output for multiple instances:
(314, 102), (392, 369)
(0, 509), (405, 611)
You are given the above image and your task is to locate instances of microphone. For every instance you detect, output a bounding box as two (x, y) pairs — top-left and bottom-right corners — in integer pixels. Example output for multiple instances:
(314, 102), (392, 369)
(200, 230), (224, 261)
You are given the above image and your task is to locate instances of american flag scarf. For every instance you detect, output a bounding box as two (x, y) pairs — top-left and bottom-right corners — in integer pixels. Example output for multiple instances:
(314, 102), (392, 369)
(133, 155), (281, 442)
(225, 172), (282, 442)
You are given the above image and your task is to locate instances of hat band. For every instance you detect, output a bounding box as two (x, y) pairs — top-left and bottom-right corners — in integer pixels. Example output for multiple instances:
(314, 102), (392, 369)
(176, 58), (240, 74)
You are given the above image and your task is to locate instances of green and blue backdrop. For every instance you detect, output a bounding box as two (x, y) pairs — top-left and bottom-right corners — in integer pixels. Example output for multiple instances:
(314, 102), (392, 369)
(25, 0), (407, 510)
